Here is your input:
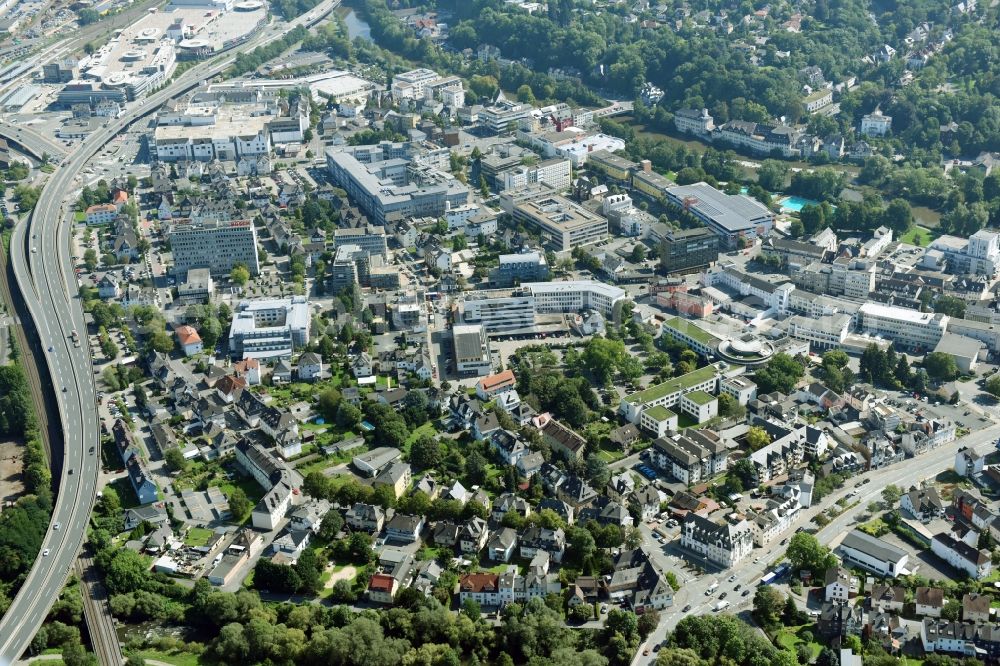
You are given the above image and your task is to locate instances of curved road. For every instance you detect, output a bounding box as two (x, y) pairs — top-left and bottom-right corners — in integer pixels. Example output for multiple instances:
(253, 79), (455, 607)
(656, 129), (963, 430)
(0, 3), (341, 663)
(0, 125), (66, 162)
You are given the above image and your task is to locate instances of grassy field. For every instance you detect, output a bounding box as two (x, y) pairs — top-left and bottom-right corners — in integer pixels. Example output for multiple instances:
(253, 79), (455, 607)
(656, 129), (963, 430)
(184, 527), (214, 547)
(137, 649), (204, 666)
(74, 211), (86, 223)
(404, 421), (440, 457)
(774, 625), (822, 661)
(899, 225), (937, 246)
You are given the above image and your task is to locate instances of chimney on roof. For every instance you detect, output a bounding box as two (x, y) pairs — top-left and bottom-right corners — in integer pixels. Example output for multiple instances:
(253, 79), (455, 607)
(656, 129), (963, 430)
(640, 159), (652, 173)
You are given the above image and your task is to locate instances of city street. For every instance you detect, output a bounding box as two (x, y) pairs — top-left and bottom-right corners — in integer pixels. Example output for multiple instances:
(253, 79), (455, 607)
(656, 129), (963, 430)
(632, 423), (1000, 664)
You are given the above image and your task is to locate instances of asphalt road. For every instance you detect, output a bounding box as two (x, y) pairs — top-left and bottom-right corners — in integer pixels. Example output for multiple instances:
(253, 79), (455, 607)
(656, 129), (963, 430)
(631, 423), (1000, 664)
(0, 124), (65, 162)
(0, 2), (342, 663)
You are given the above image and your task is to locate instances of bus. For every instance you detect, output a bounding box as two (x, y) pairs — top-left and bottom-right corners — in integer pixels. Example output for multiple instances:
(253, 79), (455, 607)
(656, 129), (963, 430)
(759, 563), (791, 586)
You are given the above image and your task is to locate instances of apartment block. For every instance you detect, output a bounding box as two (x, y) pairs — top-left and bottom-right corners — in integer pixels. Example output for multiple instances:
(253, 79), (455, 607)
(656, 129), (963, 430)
(169, 217), (260, 277)
(620, 364), (721, 423)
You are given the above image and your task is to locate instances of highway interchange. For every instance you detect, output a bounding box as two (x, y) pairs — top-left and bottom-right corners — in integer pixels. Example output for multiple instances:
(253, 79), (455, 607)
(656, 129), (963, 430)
(0, 1), (341, 663)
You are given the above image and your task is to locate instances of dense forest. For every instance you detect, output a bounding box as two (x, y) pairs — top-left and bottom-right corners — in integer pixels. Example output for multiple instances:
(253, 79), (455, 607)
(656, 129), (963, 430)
(0, 363), (52, 616)
(434, 0), (999, 157)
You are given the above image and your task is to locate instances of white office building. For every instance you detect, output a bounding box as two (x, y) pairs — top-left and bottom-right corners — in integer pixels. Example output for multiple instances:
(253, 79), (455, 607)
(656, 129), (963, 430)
(229, 296), (311, 360)
(524, 281), (626, 318)
(858, 303), (948, 352)
(453, 324), (492, 376)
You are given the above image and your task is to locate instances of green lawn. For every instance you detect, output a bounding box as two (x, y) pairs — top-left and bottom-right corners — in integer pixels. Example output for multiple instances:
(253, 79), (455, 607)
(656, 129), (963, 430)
(676, 413), (698, 429)
(899, 225), (937, 246)
(108, 477), (140, 509)
(404, 421), (440, 456)
(774, 626), (822, 660)
(596, 443), (627, 463)
(137, 650), (204, 666)
(184, 527), (214, 547)
(74, 211), (86, 223)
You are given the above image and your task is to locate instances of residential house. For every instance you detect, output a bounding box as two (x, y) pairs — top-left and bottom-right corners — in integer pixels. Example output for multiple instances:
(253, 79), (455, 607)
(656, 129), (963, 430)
(825, 567), (857, 603)
(373, 462), (413, 499)
(963, 593), (992, 623)
(431, 521), (460, 548)
(346, 503), (385, 532)
(818, 602), (864, 640)
(916, 587), (945, 617)
(680, 513), (753, 568)
(606, 472), (636, 503)
(901, 487), (945, 521)
(869, 584), (905, 613)
(487, 527), (518, 562)
(931, 532), (992, 579)
(540, 418), (587, 460)
(459, 517), (490, 554)
(492, 493), (531, 523)
(385, 513), (425, 543)
(519, 526), (566, 563)
(297, 352), (323, 381)
(459, 573), (501, 607)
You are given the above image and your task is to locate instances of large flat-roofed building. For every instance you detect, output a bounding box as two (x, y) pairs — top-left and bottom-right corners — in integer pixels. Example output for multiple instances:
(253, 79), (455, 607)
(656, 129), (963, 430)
(458, 290), (537, 334)
(453, 324), (492, 376)
(619, 364), (722, 423)
(858, 302), (948, 352)
(525, 281), (625, 318)
(584, 150), (637, 183)
(512, 194), (608, 251)
(458, 280), (625, 334)
(491, 251), (549, 287)
(838, 529), (908, 577)
(785, 313), (851, 351)
(390, 68), (442, 100)
(228, 296), (310, 360)
(479, 98), (534, 134)
(154, 116), (271, 162)
(658, 227), (720, 273)
(169, 217), (260, 277)
(499, 157), (572, 192)
(333, 225), (388, 258)
(326, 149), (469, 225)
(664, 182), (773, 249)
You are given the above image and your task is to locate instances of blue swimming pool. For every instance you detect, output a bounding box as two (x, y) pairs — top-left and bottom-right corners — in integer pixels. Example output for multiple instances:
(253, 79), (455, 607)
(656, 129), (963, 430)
(778, 196), (821, 212)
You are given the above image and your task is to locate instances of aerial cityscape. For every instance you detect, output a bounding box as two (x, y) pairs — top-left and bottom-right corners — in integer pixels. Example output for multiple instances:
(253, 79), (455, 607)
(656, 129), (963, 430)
(0, 0), (998, 665)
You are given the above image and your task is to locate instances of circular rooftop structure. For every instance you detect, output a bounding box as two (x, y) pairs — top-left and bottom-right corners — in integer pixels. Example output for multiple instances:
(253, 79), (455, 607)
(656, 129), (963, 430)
(179, 38), (212, 49)
(233, 0), (264, 10)
(717, 332), (775, 367)
(121, 49), (146, 61)
(103, 72), (132, 87)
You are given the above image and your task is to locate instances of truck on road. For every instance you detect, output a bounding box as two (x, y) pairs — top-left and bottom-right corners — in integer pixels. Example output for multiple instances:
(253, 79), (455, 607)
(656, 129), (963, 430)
(705, 580), (719, 595)
(70, 330), (80, 347)
(714, 600), (730, 612)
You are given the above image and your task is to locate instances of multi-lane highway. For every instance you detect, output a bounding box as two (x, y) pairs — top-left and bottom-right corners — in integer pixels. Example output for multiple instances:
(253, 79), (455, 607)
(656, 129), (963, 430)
(0, 125), (66, 162)
(0, 2), (341, 663)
